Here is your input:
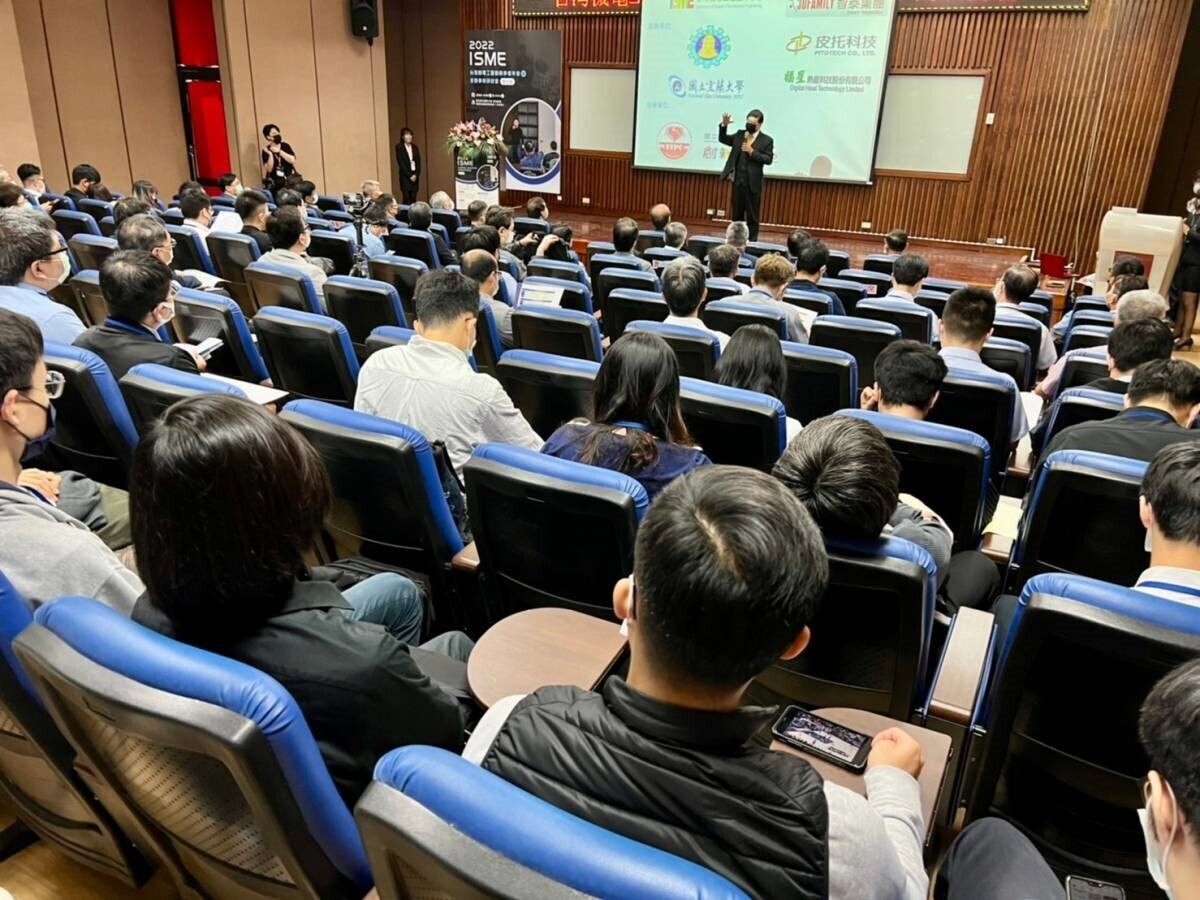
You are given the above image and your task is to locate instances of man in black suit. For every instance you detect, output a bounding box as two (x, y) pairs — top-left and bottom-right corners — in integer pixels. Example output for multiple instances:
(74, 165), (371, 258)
(1083, 317), (1174, 395)
(718, 109), (773, 242)
(407, 202), (458, 268)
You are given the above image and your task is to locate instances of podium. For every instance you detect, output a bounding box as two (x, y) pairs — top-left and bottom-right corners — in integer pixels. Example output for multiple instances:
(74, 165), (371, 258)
(1094, 207), (1182, 296)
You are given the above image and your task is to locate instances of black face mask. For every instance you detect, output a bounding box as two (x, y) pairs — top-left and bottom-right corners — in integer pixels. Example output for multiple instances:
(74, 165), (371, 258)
(745, 121), (758, 134)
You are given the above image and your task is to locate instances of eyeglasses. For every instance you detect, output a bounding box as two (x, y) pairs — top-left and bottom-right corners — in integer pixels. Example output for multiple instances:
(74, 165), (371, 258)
(19, 370), (65, 400)
(41, 246), (69, 261)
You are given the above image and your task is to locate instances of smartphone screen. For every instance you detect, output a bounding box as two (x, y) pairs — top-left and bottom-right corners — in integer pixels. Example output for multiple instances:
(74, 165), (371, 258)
(1065, 876), (1125, 900)
(773, 707), (871, 770)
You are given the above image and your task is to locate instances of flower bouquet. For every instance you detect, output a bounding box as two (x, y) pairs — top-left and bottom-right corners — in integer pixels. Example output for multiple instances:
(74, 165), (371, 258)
(445, 119), (508, 162)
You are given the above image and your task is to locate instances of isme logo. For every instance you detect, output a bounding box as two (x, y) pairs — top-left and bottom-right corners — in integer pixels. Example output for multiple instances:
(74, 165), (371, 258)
(688, 25), (730, 69)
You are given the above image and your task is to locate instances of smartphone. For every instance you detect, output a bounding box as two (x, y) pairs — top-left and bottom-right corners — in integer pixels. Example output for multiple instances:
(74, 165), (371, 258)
(771, 706), (872, 772)
(1065, 876), (1125, 900)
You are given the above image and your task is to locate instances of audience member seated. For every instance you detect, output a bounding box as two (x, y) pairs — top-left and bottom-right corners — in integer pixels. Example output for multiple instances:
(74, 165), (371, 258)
(236, 188), (272, 253)
(525, 196), (549, 221)
(295, 179), (320, 213)
(274, 188), (304, 209)
(661, 256), (730, 349)
(1136, 443), (1200, 607)
(541, 332), (709, 499)
(218, 172), (243, 199)
(1036, 287), (1169, 398)
(786, 227), (813, 261)
(1038, 358), (1200, 468)
(663, 221), (687, 251)
(1053, 273), (1148, 339)
(430, 191), (454, 212)
(355, 269), (540, 476)
(0, 209), (85, 344)
(0, 310), (141, 611)
(939, 286), (1029, 445)
(885, 229), (908, 254)
(519, 144), (545, 171)
(0, 183), (31, 209)
(544, 226), (576, 263)
(706, 243), (749, 294)
(649, 203), (671, 231)
(883, 253), (929, 306)
(90, 182), (113, 203)
(792, 239), (844, 310)
(485, 206), (536, 270)
(407, 201), (458, 267)
(994, 265), (1056, 371)
(179, 189), (214, 241)
(464, 465), (935, 899)
(128, 393), (470, 807)
(774, 415), (999, 612)
(860, 339), (948, 421)
(460, 225), (518, 304)
(466, 199), (486, 226)
(18, 163), (46, 201)
(612, 216), (652, 271)
(713, 324), (803, 443)
(745, 252), (813, 342)
(116, 212), (220, 291)
(461, 249), (512, 348)
(131, 179), (160, 209)
(111, 196), (150, 226)
(64, 163), (100, 204)
(360, 205), (391, 260)
(933, 818), (1067, 900)
(1088, 318), (1175, 394)
(75, 250), (204, 379)
(724, 220), (755, 267)
(260, 205), (328, 304)
(1135, 657), (1200, 898)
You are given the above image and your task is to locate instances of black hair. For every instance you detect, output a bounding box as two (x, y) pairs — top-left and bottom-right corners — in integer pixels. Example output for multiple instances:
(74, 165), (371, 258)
(0, 185), (26, 208)
(1139, 657), (1200, 833)
(99, 250), (172, 321)
(400, 127), (413, 140)
(0, 209), (57, 285)
(234, 189), (268, 221)
(262, 123), (280, 138)
(407, 201), (432, 231)
(413, 268), (479, 328)
(885, 229), (908, 253)
(485, 206), (514, 231)
(795, 238), (829, 276)
(545, 226), (574, 262)
(112, 197), (152, 226)
(363, 205), (389, 228)
(467, 200), (487, 223)
(131, 180), (158, 204)
(178, 181), (204, 197)
(1127, 358), (1200, 409)
(787, 229), (813, 259)
(613, 217), (639, 253)
(747, 109), (764, 124)
(131, 394), (331, 645)
(713, 325), (786, 402)
(525, 197), (547, 219)
(295, 180), (317, 200)
(1112, 274), (1150, 299)
(1107, 318), (1174, 373)
(635, 466), (828, 686)
(274, 189), (303, 208)
(874, 340), (947, 409)
(0, 309), (43, 397)
(71, 163), (100, 186)
(218, 173), (239, 190)
(943, 286), (996, 344)
(178, 190), (211, 220)
(460, 248), (497, 284)
(574, 332), (691, 475)
(16, 164), (41, 184)
(115, 212), (168, 251)
(772, 415), (900, 539)
(707, 244), (741, 278)
(661, 257), (707, 316)
(1111, 255), (1145, 278)
(892, 253), (929, 287)
(1143, 442), (1200, 544)
(461, 225), (501, 256)
(1002, 265), (1038, 303)
(266, 206), (307, 249)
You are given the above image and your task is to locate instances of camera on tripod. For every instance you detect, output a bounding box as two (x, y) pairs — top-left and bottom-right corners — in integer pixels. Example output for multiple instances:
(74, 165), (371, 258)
(341, 193), (372, 276)
(342, 192), (367, 214)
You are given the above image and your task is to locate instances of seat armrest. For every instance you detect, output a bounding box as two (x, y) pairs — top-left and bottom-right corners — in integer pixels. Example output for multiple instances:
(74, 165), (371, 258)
(452, 541), (479, 573)
(927, 609), (995, 726)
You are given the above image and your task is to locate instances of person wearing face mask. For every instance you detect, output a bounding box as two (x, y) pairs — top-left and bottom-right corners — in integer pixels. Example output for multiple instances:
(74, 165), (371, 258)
(179, 189), (215, 241)
(0, 209), (84, 344)
(359, 205), (393, 260)
(260, 123), (297, 191)
(718, 108), (774, 242)
(0, 309), (143, 613)
(74, 250), (205, 379)
(258, 206), (328, 307)
(355, 269), (540, 478)
(1173, 172), (1200, 350)
(460, 248), (513, 348)
(1137, 656), (1200, 899)
(218, 172), (244, 199)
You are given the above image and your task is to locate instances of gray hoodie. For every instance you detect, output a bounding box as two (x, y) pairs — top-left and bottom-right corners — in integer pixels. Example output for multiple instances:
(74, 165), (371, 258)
(0, 482), (142, 615)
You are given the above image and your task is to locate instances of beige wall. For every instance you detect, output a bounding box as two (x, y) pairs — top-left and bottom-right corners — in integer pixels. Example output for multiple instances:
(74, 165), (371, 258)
(0, 0), (42, 176)
(214, 0), (390, 196)
(8, 0), (189, 194)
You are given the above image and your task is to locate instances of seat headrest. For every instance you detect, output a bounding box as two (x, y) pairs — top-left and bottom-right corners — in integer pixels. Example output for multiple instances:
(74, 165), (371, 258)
(1040, 449), (1148, 481)
(124, 363), (245, 397)
(0, 569), (37, 700)
(497, 349), (601, 377)
(43, 342), (139, 450)
(627, 320), (720, 348)
(812, 315), (900, 336)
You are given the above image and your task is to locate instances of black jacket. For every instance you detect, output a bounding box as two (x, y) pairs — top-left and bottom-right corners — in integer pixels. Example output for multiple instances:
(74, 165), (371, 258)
(481, 679), (828, 899)
(719, 125), (774, 193)
(133, 579), (465, 807)
(74, 318), (199, 381)
(64, 187), (88, 205)
(427, 230), (458, 267)
(1039, 406), (1200, 469)
(396, 142), (421, 182)
(241, 224), (273, 254)
(1082, 376), (1130, 395)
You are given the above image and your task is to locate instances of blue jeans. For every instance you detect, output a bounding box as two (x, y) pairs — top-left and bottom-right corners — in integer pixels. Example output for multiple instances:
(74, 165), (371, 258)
(341, 573), (424, 645)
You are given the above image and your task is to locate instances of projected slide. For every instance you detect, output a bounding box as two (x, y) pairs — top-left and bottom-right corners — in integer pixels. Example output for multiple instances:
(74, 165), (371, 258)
(634, 0), (897, 184)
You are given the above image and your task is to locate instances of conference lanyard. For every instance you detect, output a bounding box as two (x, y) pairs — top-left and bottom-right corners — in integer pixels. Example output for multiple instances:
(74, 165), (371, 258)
(1138, 582), (1200, 599)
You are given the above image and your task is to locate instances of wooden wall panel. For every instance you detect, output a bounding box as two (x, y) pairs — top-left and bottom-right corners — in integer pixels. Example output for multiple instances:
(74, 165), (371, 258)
(461, 0), (1192, 268)
(0, 0), (42, 175)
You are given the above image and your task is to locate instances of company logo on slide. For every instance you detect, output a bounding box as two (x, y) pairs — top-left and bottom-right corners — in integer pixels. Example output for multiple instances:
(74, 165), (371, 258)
(688, 26), (730, 69)
(668, 75), (687, 98)
(658, 123), (692, 161)
(786, 33), (812, 53)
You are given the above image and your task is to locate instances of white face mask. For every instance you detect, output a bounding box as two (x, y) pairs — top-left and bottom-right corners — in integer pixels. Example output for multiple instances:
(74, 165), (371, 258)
(1193, 182), (1200, 196)
(51, 253), (70, 287)
(1138, 781), (1178, 898)
(157, 300), (176, 326)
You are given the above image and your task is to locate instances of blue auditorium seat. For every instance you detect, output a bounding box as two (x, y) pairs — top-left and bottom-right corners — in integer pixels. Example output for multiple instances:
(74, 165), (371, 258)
(67, 234), (117, 272)
(253, 306), (360, 405)
(244, 261), (324, 315)
(473, 303), (504, 375)
(1055, 352), (1110, 396)
(745, 240), (788, 259)
(684, 235), (723, 262)
(980, 336), (1033, 391)
(824, 248), (851, 278)
(51, 210), (99, 240)
(862, 253), (897, 275)
(205, 231), (261, 314)
(431, 209), (463, 240)
(494, 351), (598, 439)
(307, 229), (356, 276)
(605, 288), (668, 339)
(41, 192), (75, 211)
(512, 305), (604, 362)
(925, 366), (1019, 477)
(702, 299), (788, 339)
(76, 198), (112, 224)
(519, 275), (593, 314)
(679, 378), (786, 470)
(809, 315), (900, 386)
(119, 363), (245, 436)
(323, 276), (407, 360)
(1037, 387), (1124, 453)
(66, 269), (108, 326)
(589, 251), (646, 288)
(173, 289), (270, 382)
(368, 256), (428, 322)
(991, 314), (1043, 375)
(644, 246), (690, 268)
(1063, 324), (1112, 353)
(781, 342), (857, 424)
(513, 216), (550, 239)
(164, 224), (216, 276)
(923, 277), (967, 294)
(14, 597), (372, 898)
(594, 266), (659, 326)
(365, 325), (417, 355)
(465, 443), (648, 618)
(625, 320), (721, 380)
(385, 228), (441, 269)
(357, 746), (748, 900)
(815, 277), (869, 315)
(782, 288), (835, 317)
(316, 194), (346, 213)
(855, 298), (936, 342)
(704, 278), (745, 303)
(635, 229), (666, 254)
(526, 258), (589, 285)
(837, 268), (893, 299)
(913, 290), (948, 319)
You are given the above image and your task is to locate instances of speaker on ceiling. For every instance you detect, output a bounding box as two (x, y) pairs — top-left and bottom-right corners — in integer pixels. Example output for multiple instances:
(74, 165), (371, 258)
(349, 0), (378, 45)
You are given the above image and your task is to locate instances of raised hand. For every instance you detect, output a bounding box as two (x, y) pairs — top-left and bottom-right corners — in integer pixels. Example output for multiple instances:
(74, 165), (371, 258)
(721, 113), (733, 127)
